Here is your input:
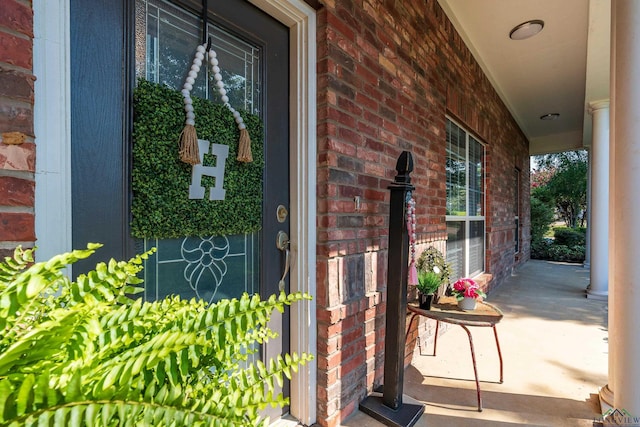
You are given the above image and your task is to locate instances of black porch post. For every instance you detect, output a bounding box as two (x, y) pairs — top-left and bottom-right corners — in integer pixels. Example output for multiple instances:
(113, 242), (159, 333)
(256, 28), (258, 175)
(383, 151), (414, 408)
(359, 151), (424, 426)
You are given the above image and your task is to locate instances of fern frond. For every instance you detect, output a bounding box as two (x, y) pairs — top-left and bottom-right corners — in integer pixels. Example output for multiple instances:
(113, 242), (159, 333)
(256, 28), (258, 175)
(0, 246), (313, 426)
(0, 246), (35, 286)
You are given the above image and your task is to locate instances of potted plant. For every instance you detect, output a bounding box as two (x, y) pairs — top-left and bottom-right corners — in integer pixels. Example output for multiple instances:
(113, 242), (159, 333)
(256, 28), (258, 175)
(416, 246), (452, 295)
(416, 270), (442, 309)
(451, 277), (486, 311)
(413, 247), (452, 309)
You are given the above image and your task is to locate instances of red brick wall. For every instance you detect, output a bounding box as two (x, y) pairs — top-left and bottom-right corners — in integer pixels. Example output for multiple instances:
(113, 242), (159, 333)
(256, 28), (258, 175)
(315, 1), (530, 424)
(0, 0), (35, 259)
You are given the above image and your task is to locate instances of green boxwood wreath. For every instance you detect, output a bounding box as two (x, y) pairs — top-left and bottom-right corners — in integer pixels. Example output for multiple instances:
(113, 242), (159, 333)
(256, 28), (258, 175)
(131, 79), (264, 238)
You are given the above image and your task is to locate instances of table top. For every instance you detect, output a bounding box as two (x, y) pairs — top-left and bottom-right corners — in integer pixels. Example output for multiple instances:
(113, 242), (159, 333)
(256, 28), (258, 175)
(408, 296), (503, 327)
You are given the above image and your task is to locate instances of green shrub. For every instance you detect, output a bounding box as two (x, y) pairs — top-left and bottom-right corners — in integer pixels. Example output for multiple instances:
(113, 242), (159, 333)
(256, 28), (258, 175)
(531, 239), (585, 263)
(531, 238), (552, 260)
(530, 194), (555, 241)
(0, 244), (312, 426)
(553, 227), (586, 246)
(547, 244), (585, 263)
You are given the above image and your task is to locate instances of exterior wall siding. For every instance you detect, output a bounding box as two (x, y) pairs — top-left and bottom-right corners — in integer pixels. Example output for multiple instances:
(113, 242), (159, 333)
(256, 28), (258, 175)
(0, 0), (36, 259)
(315, 1), (529, 424)
(0, 0), (531, 425)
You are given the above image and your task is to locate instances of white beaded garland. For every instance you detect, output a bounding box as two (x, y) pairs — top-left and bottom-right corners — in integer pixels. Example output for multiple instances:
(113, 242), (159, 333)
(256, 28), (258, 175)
(180, 43), (247, 136)
(407, 196), (417, 264)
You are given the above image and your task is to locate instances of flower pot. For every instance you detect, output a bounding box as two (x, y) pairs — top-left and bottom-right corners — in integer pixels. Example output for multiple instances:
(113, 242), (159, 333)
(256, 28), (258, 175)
(419, 293), (434, 310)
(458, 297), (477, 311)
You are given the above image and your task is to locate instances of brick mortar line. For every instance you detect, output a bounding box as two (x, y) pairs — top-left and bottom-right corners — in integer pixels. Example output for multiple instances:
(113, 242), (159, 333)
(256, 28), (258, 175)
(0, 63), (34, 76)
(0, 95), (33, 109)
(0, 241), (35, 250)
(0, 24), (33, 42)
(0, 206), (34, 213)
(0, 170), (34, 180)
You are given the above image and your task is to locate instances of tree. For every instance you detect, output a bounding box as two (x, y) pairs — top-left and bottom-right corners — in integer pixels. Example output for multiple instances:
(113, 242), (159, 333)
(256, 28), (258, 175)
(531, 150), (588, 228)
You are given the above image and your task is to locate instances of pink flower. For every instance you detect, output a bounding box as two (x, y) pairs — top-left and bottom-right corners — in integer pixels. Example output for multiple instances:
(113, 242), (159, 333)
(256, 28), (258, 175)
(453, 280), (467, 292)
(451, 278), (486, 300)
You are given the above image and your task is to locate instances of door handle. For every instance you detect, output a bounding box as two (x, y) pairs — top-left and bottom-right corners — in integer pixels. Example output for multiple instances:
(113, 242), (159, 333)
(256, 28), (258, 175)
(276, 231), (290, 291)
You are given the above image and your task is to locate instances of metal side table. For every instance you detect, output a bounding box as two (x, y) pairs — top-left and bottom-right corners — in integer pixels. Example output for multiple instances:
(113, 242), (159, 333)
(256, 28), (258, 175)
(405, 296), (504, 412)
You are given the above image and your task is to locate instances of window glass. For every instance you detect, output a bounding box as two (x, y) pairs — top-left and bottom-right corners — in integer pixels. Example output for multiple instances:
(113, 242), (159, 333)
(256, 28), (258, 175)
(446, 120), (467, 216)
(447, 221), (465, 281)
(468, 136), (484, 216)
(469, 220), (485, 275)
(135, 0), (260, 114)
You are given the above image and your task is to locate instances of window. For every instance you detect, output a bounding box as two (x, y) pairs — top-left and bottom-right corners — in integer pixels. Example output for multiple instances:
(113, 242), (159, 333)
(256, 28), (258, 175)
(446, 118), (485, 279)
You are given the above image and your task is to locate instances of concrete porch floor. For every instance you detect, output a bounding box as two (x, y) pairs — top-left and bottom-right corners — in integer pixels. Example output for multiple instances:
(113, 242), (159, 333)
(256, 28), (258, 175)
(344, 260), (608, 426)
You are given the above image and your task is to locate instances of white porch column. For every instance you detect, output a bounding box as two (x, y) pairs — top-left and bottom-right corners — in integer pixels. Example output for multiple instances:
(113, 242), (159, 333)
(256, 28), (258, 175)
(586, 100), (609, 300)
(610, 0), (640, 416)
(583, 148), (591, 269)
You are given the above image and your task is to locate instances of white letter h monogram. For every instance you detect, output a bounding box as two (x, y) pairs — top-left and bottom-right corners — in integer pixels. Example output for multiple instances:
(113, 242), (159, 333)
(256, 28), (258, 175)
(188, 139), (229, 200)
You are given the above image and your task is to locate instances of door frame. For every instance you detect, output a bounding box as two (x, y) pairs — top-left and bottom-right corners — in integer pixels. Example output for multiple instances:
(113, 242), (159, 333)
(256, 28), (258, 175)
(33, 0), (317, 424)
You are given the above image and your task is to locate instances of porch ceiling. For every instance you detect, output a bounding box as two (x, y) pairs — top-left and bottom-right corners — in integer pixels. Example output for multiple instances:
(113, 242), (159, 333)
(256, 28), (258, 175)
(438, 0), (610, 156)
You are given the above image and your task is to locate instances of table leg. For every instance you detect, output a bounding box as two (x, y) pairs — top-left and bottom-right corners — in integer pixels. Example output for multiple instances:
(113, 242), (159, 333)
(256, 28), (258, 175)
(433, 320), (439, 356)
(460, 325), (482, 412)
(493, 325), (504, 383)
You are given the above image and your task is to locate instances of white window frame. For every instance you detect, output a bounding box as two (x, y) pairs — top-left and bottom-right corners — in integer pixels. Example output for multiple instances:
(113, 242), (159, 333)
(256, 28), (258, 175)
(445, 116), (486, 279)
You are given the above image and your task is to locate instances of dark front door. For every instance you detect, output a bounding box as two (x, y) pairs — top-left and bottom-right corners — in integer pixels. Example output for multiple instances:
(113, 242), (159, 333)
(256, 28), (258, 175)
(71, 0), (290, 412)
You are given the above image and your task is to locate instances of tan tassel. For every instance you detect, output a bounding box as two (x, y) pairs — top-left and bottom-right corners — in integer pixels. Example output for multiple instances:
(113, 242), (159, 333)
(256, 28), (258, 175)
(178, 124), (201, 165)
(236, 128), (253, 163)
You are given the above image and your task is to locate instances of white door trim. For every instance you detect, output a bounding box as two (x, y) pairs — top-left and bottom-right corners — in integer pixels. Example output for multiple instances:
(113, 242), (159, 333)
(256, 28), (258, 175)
(249, 1), (317, 424)
(33, 0), (73, 263)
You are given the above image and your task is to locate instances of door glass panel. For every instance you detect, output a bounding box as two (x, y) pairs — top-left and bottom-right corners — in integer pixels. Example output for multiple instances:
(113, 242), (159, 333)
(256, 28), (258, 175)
(134, 0), (262, 303)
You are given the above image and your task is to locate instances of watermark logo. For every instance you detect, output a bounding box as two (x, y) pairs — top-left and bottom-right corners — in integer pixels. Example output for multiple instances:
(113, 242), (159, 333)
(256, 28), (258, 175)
(594, 408), (640, 426)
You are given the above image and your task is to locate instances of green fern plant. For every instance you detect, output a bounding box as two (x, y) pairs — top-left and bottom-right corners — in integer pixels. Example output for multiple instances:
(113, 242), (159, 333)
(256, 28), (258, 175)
(0, 244), (312, 426)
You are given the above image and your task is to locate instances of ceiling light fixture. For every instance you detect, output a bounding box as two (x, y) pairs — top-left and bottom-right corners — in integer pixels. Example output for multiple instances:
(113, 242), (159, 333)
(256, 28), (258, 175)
(540, 113), (560, 121)
(509, 19), (545, 40)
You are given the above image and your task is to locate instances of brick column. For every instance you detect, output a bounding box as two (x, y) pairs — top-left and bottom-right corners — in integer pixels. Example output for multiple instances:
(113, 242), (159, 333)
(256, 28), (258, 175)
(0, 0), (36, 258)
